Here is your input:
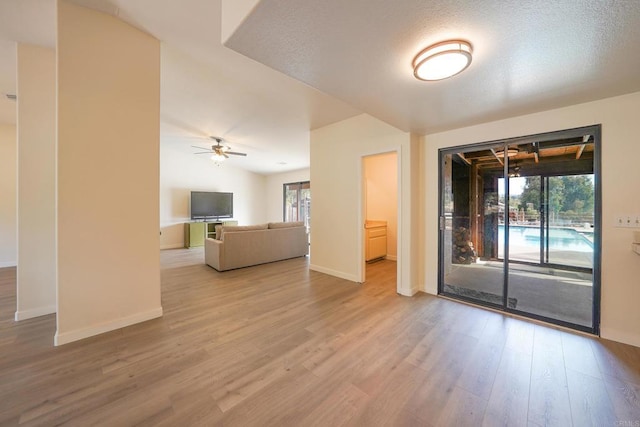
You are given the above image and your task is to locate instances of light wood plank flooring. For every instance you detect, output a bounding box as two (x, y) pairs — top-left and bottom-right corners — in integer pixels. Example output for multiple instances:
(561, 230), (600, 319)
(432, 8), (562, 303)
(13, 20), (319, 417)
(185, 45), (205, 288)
(0, 249), (639, 425)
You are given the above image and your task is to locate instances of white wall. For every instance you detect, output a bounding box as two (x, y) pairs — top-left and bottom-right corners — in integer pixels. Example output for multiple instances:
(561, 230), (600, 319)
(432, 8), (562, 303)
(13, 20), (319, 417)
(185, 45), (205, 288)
(265, 168), (309, 222)
(0, 124), (16, 268)
(221, 0), (261, 44)
(56, 1), (162, 345)
(160, 140), (268, 248)
(310, 114), (420, 295)
(423, 91), (640, 348)
(16, 44), (56, 320)
(364, 152), (397, 259)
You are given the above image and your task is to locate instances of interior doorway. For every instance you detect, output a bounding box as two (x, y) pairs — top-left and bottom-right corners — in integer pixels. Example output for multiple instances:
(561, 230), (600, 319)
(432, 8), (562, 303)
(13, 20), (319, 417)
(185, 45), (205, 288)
(362, 152), (399, 289)
(438, 125), (601, 334)
(283, 181), (311, 229)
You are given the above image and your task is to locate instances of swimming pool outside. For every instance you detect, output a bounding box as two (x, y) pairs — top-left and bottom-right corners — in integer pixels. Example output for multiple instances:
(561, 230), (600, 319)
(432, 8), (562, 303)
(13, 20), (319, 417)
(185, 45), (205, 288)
(497, 224), (594, 268)
(499, 225), (593, 251)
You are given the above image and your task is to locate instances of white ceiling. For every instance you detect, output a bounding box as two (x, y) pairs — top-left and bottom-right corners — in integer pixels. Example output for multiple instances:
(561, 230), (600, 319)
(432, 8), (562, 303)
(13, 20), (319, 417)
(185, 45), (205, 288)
(4, 0), (640, 173)
(0, 0), (360, 174)
(225, 0), (640, 134)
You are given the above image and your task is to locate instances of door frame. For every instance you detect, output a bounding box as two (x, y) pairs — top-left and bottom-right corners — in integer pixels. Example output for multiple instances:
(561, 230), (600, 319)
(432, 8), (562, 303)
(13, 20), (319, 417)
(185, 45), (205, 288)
(437, 124), (602, 334)
(358, 148), (402, 294)
(282, 180), (311, 226)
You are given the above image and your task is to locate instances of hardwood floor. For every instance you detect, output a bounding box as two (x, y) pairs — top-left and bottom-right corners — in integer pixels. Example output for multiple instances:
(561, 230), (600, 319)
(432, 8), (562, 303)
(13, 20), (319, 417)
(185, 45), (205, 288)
(0, 249), (639, 426)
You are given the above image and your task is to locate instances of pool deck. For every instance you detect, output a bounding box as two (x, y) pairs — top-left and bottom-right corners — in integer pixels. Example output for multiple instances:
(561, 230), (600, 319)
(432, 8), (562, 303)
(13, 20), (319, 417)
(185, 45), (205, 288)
(501, 249), (593, 269)
(445, 260), (593, 327)
(504, 221), (594, 234)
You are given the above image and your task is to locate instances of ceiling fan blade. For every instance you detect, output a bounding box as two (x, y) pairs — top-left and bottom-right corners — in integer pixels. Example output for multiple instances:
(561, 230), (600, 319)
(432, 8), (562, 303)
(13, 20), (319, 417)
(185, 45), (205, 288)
(194, 151), (213, 154)
(191, 145), (211, 150)
(226, 151), (247, 156)
(223, 153), (229, 159)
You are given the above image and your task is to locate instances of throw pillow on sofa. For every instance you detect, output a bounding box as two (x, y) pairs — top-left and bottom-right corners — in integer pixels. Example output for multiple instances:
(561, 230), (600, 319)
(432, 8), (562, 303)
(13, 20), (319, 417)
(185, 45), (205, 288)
(267, 221), (304, 229)
(217, 224), (268, 241)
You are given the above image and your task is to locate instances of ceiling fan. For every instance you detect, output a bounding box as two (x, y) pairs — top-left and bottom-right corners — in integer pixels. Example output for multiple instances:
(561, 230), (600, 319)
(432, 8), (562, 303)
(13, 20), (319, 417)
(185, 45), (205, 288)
(192, 137), (247, 162)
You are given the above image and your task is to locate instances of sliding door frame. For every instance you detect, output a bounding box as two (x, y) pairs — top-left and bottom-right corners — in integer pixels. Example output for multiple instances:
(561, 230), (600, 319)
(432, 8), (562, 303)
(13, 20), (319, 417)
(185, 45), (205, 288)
(283, 181), (311, 226)
(438, 124), (601, 335)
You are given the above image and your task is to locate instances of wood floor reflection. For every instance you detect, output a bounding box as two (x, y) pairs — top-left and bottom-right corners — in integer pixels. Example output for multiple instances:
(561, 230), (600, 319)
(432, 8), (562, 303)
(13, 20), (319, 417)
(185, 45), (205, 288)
(0, 250), (638, 425)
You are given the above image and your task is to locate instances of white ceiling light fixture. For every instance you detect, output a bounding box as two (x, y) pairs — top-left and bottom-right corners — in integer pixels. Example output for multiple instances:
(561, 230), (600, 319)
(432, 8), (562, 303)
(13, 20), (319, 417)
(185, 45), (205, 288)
(211, 153), (226, 163)
(191, 136), (247, 166)
(413, 40), (473, 81)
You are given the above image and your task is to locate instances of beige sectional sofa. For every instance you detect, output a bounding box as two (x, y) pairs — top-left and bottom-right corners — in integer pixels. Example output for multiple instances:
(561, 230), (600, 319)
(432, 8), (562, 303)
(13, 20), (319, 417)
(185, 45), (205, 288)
(205, 221), (308, 271)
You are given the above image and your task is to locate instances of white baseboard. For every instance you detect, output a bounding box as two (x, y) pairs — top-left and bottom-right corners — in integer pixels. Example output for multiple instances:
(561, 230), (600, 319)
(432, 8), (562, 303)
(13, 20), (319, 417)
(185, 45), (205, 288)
(15, 305), (56, 321)
(420, 279), (438, 295)
(600, 327), (640, 348)
(160, 243), (184, 250)
(309, 264), (360, 283)
(54, 306), (163, 346)
(397, 287), (418, 297)
(385, 255), (397, 261)
(0, 261), (17, 268)
(421, 285), (437, 296)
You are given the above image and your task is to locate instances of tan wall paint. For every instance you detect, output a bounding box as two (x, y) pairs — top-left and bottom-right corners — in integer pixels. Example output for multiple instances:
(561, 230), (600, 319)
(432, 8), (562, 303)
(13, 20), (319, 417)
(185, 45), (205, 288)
(221, 0), (261, 43)
(56, 1), (161, 345)
(364, 152), (397, 258)
(0, 124), (17, 268)
(265, 168), (310, 223)
(423, 91), (640, 347)
(16, 44), (56, 320)
(160, 141), (268, 249)
(310, 114), (419, 295)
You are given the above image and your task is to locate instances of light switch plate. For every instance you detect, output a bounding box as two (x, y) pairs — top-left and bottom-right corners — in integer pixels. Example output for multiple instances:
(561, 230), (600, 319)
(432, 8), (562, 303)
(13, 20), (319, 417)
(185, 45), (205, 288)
(613, 214), (640, 228)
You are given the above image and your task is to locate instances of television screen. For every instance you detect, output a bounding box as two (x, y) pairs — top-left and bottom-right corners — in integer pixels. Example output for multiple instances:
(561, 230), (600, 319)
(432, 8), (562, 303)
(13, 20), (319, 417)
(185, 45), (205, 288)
(190, 191), (233, 220)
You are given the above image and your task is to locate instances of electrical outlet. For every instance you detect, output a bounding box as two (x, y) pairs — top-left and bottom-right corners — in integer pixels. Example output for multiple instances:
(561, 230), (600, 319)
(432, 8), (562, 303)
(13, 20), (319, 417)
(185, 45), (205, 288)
(626, 215), (634, 228)
(615, 216), (625, 227)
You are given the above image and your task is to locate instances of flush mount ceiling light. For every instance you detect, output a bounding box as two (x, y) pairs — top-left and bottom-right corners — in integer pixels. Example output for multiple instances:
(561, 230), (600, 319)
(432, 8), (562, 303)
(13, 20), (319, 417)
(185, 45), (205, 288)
(413, 40), (473, 81)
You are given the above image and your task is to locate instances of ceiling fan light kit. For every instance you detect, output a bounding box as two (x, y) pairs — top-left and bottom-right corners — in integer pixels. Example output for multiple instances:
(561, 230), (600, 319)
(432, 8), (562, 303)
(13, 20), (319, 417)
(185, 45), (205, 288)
(191, 136), (247, 165)
(413, 40), (473, 81)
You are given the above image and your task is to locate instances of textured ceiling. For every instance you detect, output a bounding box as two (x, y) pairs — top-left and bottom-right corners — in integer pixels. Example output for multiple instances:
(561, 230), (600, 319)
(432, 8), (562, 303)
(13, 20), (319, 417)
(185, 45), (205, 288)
(225, 0), (640, 134)
(72, 0), (362, 174)
(0, 0), (361, 174)
(5, 0), (639, 173)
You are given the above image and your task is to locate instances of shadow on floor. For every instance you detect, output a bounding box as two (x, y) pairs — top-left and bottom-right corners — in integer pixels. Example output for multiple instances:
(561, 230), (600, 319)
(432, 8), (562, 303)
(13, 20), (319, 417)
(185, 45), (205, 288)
(444, 261), (592, 327)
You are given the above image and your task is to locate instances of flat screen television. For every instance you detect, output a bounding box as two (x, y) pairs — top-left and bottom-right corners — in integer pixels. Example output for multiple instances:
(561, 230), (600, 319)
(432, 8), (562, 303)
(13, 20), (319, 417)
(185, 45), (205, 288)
(190, 191), (233, 220)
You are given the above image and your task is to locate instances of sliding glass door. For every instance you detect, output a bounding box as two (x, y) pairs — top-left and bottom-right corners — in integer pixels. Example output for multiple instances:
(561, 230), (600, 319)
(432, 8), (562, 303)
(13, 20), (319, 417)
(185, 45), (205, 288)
(441, 149), (505, 308)
(283, 181), (311, 228)
(439, 126), (600, 333)
(499, 174), (594, 269)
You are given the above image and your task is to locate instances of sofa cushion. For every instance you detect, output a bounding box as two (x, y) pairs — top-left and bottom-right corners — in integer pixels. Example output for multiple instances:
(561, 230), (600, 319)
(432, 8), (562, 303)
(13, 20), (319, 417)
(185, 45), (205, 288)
(205, 224), (308, 271)
(268, 221), (304, 229)
(218, 223), (268, 241)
